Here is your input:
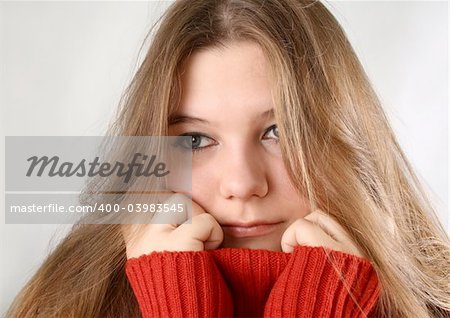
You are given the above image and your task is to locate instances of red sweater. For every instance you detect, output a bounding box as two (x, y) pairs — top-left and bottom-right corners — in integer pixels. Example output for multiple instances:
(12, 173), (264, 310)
(125, 245), (380, 317)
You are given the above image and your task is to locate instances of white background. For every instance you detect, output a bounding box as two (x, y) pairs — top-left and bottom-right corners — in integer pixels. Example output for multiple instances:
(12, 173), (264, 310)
(1, 1), (448, 314)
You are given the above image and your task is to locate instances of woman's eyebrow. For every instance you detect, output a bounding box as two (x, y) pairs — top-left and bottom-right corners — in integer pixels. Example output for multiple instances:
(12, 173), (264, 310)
(260, 108), (274, 120)
(168, 114), (210, 126)
(168, 108), (274, 126)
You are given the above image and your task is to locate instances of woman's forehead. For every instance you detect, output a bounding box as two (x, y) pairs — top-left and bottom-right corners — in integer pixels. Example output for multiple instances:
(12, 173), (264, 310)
(178, 41), (274, 121)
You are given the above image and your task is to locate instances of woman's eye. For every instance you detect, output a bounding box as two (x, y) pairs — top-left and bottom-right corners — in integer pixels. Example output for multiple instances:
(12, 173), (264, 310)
(263, 125), (279, 140)
(175, 133), (214, 152)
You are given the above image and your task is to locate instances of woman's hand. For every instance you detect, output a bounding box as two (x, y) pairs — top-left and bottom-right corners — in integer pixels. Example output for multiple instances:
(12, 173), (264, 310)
(280, 209), (365, 258)
(122, 193), (223, 259)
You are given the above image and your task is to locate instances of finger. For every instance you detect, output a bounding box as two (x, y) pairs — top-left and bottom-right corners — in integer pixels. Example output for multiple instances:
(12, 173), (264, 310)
(177, 195), (210, 225)
(281, 218), (337, 253)
(121, 223), (154, 259)
(150, 193), (192, 227)
(122, 193), (183, 249)
(304, 210), (364, 257)
(303, 209), (351, 243)
(176, 213), (223, 250)
(124, 192), (190, 245)
(280, 219), (300, 253)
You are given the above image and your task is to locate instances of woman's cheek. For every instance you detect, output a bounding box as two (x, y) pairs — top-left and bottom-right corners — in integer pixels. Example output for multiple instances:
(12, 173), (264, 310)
(191, 166), (216, 209)
(268, 157), (311, 214)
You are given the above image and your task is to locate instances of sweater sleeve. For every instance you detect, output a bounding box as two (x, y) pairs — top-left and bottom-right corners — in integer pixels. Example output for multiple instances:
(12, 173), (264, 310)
(264, 245), (380, 317)
(125, 250), (233, 318)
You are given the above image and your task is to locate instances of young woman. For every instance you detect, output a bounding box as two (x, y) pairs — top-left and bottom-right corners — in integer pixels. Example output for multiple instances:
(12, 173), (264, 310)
(6, 0), (450, 317)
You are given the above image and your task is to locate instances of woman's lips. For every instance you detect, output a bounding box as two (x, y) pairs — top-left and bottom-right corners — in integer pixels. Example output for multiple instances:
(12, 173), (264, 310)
(221, 221), (283, 238)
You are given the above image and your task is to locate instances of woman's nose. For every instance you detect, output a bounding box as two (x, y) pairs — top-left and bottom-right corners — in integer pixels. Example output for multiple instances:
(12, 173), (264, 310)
(218, 147), (269, 200)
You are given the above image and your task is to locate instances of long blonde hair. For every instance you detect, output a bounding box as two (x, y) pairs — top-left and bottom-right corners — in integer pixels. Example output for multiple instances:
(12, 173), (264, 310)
(7, 0), (449, 317)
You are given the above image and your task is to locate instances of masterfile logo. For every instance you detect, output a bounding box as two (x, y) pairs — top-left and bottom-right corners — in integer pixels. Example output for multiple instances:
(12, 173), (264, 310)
(5, 136), (192, 225)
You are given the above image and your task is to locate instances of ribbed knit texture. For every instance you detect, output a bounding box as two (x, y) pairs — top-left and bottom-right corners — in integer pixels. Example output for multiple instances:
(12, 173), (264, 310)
(125, 245), (380, 318)
(125, 251), (233, 317)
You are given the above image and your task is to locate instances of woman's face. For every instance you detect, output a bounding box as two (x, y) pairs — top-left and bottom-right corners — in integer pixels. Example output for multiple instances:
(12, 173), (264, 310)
(169, 41), (311, 251)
